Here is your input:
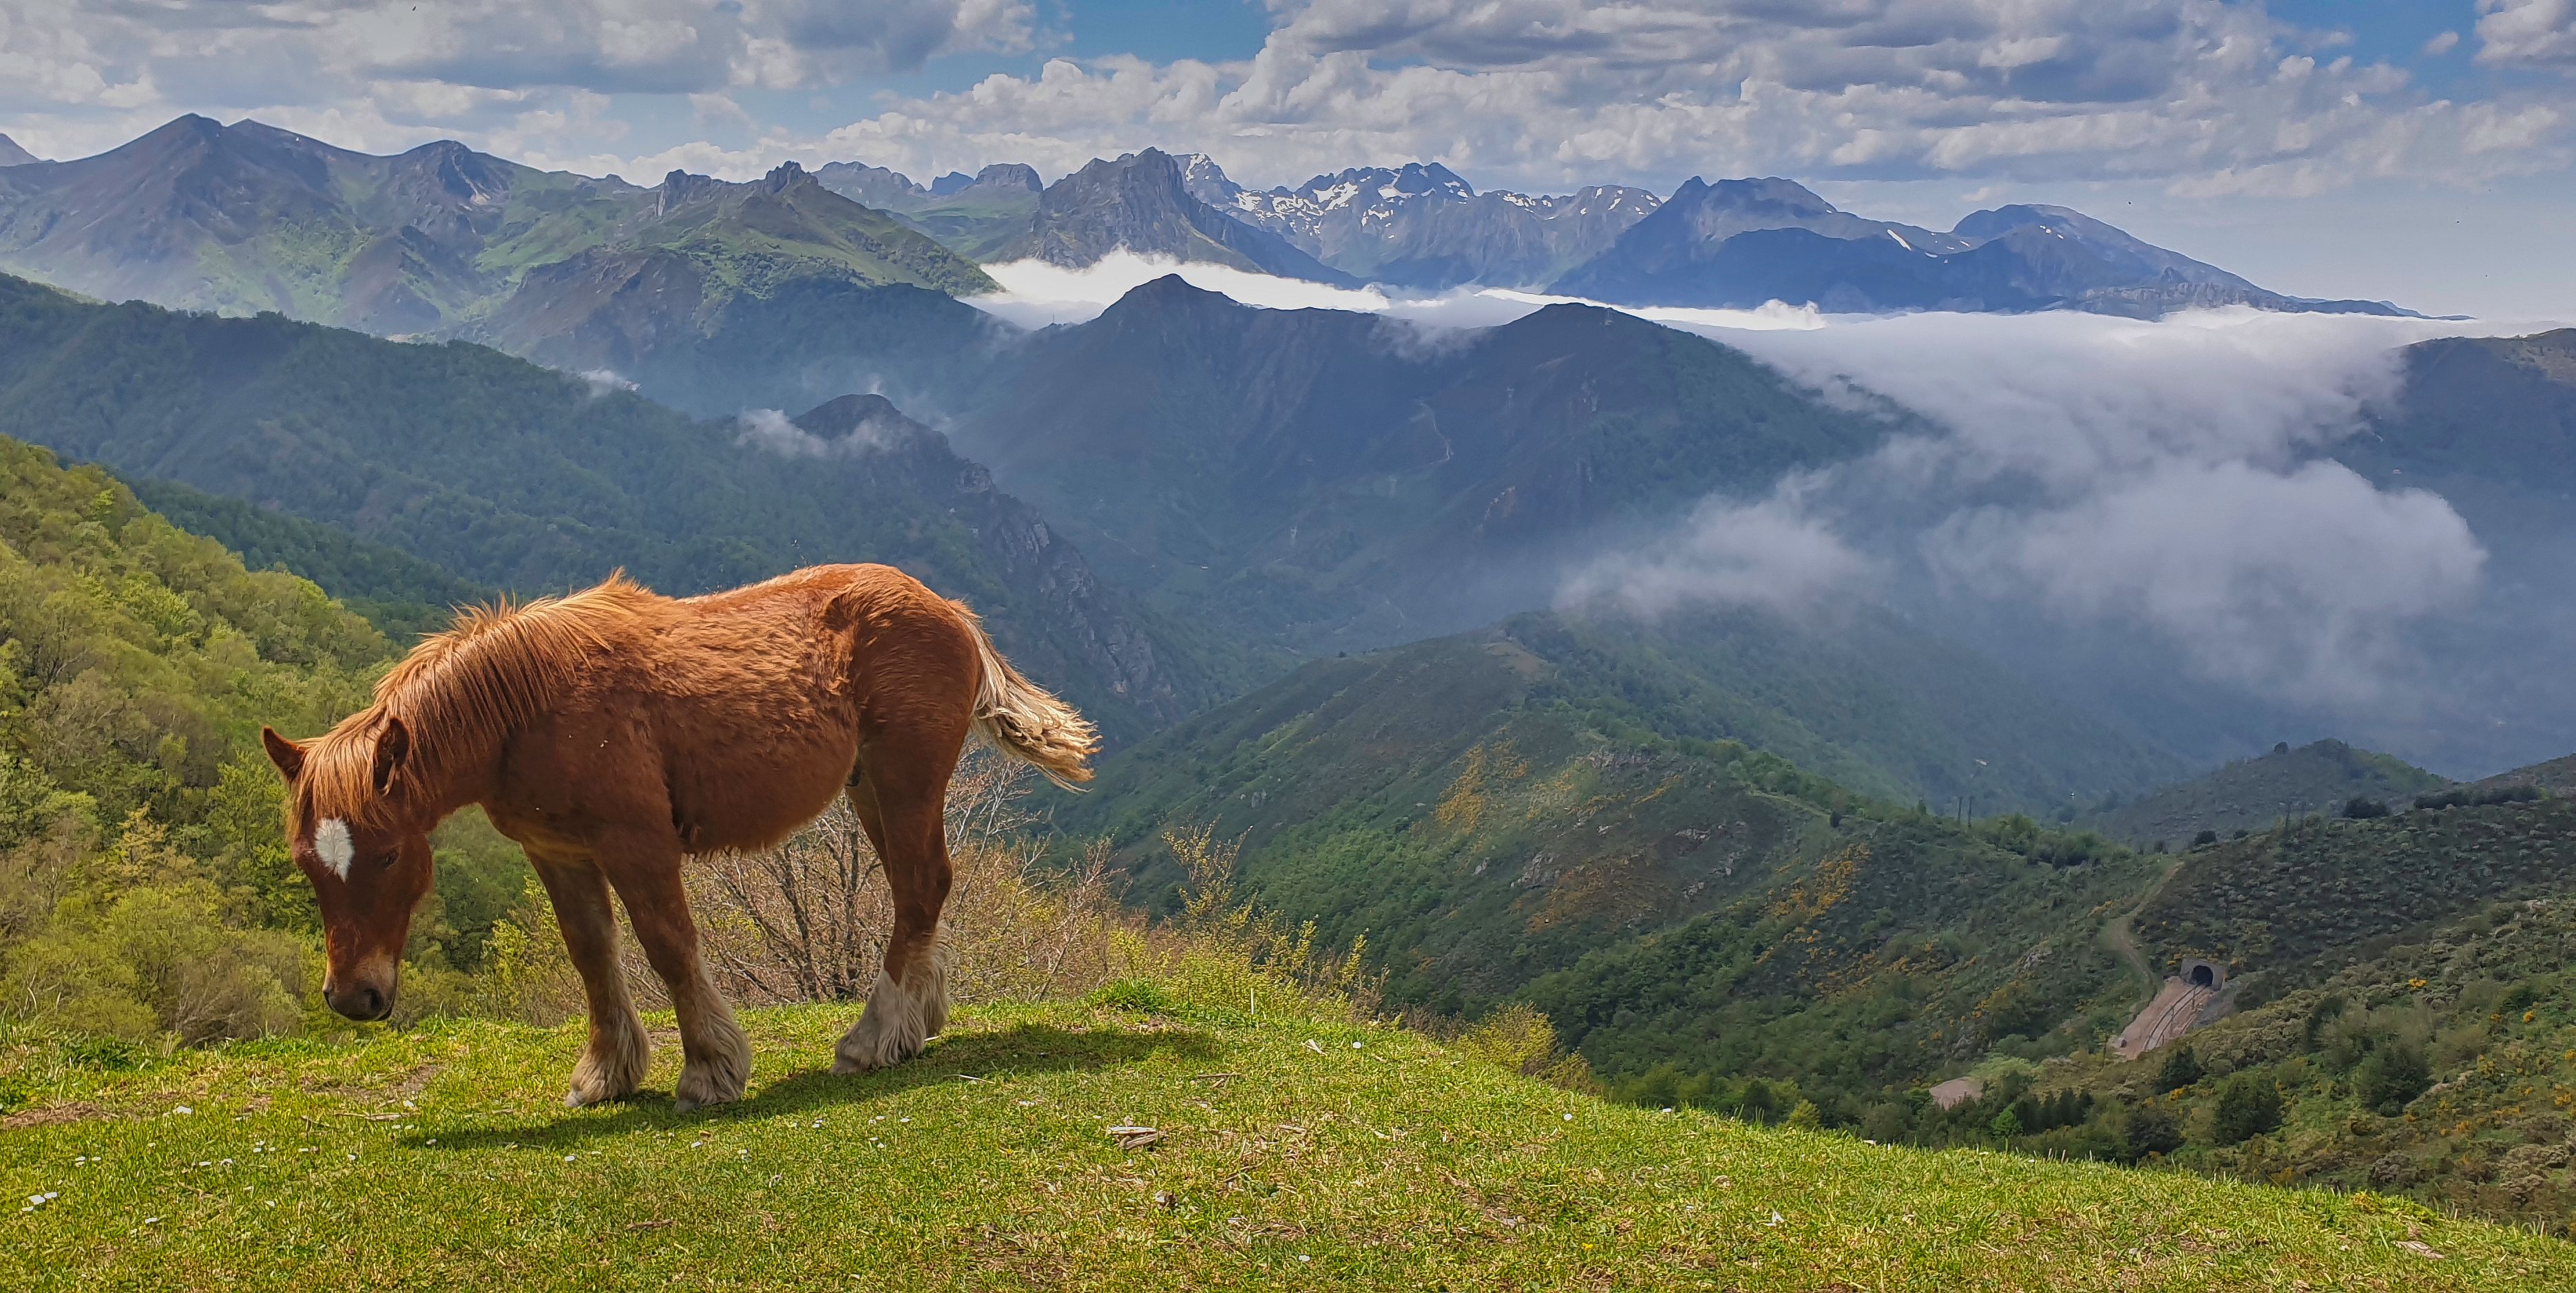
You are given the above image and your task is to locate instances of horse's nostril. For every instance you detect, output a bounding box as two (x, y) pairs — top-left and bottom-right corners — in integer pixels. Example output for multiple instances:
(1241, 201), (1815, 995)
(360, 987), (386, 1018)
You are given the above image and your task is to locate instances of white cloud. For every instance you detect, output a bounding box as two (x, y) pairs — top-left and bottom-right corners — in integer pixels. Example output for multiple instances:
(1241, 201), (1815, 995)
(1929, 459), (2485, 706)
(961, 251), (2533, 707)
(969, 251), (1395, 326)
(806, 0), (2570, 198)
(734, 406), (897, 456)
(0, 0), (1032, 160)
(1668, 307), (2527, 706)
(2477, 0), (2576, 70)
(1560, 479), (1878, 618)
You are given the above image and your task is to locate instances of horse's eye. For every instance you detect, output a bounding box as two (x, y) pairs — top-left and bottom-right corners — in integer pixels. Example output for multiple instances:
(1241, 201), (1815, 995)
(377, 852), (400, 871)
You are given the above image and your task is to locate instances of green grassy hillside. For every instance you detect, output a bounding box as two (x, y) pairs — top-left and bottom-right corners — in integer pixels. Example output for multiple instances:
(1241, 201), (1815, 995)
(2086, 739), (2451, 848)
(3, 993), (2561, 1292)
(2130, 796), (2576, 982)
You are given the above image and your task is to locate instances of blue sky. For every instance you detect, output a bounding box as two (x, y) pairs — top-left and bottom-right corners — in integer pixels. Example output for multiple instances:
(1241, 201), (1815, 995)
(2, 1), (2570, 315)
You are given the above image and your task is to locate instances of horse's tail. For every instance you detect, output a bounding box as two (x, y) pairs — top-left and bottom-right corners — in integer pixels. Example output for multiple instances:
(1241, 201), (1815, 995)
(954, 603), (1100, 789)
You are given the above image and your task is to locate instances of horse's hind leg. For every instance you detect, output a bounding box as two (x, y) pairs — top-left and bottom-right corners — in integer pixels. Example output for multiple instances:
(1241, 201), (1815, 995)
(835, 732), (963, 1074)
(531, 854), (651, 1107)
(600, 828), (750, 1111)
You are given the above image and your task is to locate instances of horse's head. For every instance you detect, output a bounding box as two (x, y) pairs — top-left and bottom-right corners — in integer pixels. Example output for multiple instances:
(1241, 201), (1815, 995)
(261, 718), (434, 1021)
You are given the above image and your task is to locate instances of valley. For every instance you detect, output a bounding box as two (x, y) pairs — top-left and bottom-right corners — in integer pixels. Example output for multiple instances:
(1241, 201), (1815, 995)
(1, 107), (2574, 1257)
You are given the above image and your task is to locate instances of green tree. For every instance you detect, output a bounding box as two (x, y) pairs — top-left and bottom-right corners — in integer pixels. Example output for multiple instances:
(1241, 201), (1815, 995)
(2156, 1044), (2206, 1092)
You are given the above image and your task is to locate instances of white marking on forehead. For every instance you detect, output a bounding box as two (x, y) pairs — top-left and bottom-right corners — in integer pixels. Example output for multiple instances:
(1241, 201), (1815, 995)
(314, 819), (355, 880)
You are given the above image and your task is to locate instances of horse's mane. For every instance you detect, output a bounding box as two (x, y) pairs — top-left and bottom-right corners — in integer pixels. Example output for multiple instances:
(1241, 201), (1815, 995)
(293, 573), (662, 832)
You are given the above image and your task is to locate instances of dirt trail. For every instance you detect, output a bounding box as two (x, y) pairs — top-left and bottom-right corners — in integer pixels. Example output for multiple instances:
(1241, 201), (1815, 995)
(2099, 856), (2184, 1005)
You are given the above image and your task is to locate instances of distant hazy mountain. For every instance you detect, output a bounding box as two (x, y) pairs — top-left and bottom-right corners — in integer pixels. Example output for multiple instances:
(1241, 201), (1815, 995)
(1182, 157), (1660, 290)
(813, 160), (1041, 260)
(0, 271), (1211, 738)
(1552, 176), (2409, 317)
(0, 115), (992, 338)
(2081, 739), (2449, 848)
(947, 274), (1890, 647)
(994, 149), (1354, 284)
(0, 135), (35, 167)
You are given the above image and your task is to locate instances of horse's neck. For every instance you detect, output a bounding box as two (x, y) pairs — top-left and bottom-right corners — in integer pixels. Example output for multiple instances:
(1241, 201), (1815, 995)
(402, 713), (508, 824)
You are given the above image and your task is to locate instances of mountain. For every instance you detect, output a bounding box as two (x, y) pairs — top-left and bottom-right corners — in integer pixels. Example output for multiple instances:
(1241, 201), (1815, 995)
(0, 271), (1219, 739)
(1553, 177), (2409, 317)
(0, 116), (992, 340)
(541, 276), (1012, 419)
(2081, 739), (2450, 848)
(994, 149), (1354, 284)
(947, 276), (1892, 648)
(813, 160), (1041, 260)
(1183, 157), (1661, 289)
(1062, 609), (2167, 1013)
(0, 135), (35, 167)
(2469, 751), (2576, 799)
(458, 160), (994, 369)
(2327, 328), (2576, 773)
(1058, 599), (2185, 1004)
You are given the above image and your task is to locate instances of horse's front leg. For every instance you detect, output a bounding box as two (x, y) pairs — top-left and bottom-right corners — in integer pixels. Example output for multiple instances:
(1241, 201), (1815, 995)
(599, 831), (750, 1111)
(530, 854), (651, 1107)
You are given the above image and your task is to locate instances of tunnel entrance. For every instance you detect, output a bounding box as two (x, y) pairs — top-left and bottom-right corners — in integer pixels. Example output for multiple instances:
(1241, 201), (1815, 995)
(2190, 965), (2214, 987)
(2181, 958), (2225, 991)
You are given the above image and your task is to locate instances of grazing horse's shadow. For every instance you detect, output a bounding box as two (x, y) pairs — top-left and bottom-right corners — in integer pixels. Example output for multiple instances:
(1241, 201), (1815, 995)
(417, 1023), (1219, 1152)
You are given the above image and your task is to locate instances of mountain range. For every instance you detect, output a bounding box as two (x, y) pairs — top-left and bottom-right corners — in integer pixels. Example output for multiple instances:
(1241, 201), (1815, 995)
(0, 115), (989, 340)
(1547, 176), (2409, 317)
(0, 116), (2411, 332)
(1182, 158), (1662, 291)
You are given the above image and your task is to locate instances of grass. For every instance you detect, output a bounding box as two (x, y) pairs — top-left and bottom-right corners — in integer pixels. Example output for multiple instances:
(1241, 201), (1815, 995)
(3, 994), (2568, 1292)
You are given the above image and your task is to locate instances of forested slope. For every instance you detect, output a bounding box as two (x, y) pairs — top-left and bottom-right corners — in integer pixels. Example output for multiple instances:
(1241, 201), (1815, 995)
(0, 273), (1224, 739)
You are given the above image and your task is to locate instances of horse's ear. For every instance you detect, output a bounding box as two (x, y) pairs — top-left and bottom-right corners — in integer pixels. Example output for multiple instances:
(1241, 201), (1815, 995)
(373, 716), (411, 793)
(260, 727), (305, 782)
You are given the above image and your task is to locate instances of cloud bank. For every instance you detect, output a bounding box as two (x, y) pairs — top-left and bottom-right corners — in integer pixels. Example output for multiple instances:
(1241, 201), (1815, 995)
(963, 254), (2558, 713)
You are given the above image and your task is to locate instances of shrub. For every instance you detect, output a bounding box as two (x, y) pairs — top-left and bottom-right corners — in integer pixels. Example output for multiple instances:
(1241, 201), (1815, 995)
(2356, 1044), (2431, 1114)
(1451, 1002), (1598, 1093)
(1, 881), (306, 1044)
(2212, 1072), (2283, 1144)
(2192, 830), (2220, 848)
(2341, 797), (2389, 820)
(2122, 1102), (2184, 1160)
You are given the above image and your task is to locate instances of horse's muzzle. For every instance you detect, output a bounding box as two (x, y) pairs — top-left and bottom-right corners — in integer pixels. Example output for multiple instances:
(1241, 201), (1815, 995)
(326, 978), (395, 1021)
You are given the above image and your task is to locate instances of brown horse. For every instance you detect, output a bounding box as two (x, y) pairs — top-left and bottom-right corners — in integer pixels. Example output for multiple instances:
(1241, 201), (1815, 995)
(258, 565), (1096, 1109)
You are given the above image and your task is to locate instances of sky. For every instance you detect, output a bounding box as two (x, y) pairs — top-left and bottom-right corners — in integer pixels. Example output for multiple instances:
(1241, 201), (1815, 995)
(1, 1), (2572, 314)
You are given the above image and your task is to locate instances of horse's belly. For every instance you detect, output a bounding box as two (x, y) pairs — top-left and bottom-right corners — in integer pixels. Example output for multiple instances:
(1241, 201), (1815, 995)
(664, 714), (857, 854)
